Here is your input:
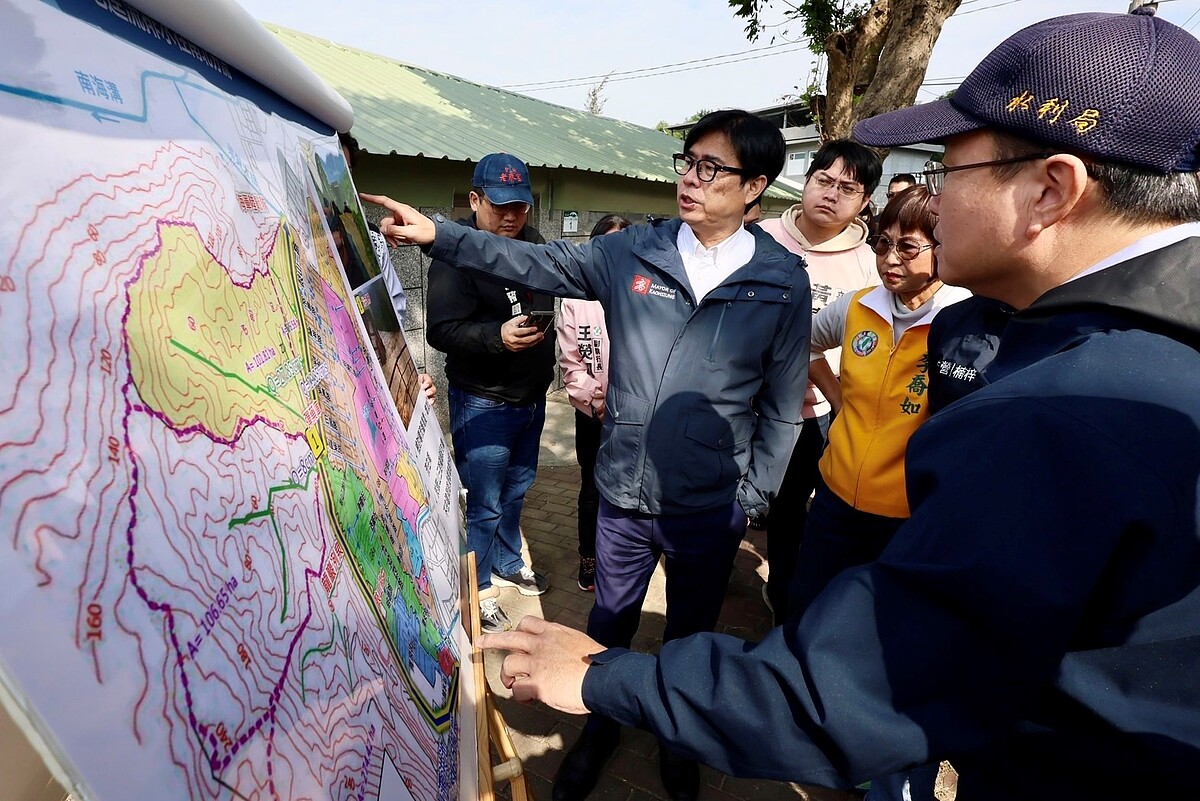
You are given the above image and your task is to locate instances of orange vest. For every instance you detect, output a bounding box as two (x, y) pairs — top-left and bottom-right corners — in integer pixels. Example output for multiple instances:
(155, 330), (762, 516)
(818, 288), (933, 518)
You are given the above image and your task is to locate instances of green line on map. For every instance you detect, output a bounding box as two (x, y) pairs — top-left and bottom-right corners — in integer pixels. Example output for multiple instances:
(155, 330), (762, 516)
(168, 338), (304, 419)
(299, 616), (339, 696)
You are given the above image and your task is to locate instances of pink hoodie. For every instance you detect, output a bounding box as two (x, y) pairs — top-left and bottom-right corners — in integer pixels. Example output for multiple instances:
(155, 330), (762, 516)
(758, 207), (880, 418)
(556, 299), (609, 417)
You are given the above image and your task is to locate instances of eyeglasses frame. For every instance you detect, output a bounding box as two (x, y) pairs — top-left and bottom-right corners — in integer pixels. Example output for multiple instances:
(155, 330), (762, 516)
(672, 153), (749, 183)
(807, 171), (866, 200)
(921, 154), (1053, 196)
(867, 234), (935, 261)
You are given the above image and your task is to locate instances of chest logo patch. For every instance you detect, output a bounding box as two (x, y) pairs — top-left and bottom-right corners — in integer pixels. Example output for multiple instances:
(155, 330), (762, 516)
(851, 330), (879, 357)
(630, 275), (677, 300)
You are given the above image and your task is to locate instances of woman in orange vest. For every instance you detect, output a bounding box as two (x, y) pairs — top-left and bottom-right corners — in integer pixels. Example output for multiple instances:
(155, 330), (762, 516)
(788, 186), (969, 619)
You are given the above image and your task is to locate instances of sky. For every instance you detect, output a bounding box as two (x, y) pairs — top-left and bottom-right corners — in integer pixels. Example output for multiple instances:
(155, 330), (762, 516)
(235, 0), (1200, 130)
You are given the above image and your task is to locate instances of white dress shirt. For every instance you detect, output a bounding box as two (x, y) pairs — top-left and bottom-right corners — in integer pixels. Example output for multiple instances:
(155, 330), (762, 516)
(676, 223), (757, 301)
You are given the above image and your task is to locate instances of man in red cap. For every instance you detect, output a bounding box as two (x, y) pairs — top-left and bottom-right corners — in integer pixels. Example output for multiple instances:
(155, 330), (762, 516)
(477, 11), (1200, 799)
(426, 153), (554, 634)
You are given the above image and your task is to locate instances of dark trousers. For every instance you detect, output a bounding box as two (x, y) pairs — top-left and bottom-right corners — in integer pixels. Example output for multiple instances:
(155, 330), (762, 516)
(764, 414), (829, 622)
(584, 497), (747, 739)
(788, 479), (905, 620)
(574, 409), (602, 558)
(588, 497), (746, 647)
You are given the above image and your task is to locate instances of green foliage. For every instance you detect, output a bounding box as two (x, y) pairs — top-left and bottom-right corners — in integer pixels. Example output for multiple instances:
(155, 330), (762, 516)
(728, 0), (873, 53)
(655, 109), (713, 140)
(655, 120), (685, 140)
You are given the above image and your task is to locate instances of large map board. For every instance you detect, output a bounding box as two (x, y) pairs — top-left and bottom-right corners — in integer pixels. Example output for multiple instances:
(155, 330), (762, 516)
(0, 1), (470, 799)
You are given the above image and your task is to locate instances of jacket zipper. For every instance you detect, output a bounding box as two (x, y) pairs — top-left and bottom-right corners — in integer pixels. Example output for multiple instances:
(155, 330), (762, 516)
(706, 301), (730, 361)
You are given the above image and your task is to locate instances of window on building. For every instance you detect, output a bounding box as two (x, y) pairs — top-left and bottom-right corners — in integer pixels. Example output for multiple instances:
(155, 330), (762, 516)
(786, 151), (809, 177)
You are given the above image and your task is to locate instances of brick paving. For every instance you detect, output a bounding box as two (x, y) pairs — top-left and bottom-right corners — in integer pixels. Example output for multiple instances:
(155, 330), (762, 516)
(484, 461), (863, 801)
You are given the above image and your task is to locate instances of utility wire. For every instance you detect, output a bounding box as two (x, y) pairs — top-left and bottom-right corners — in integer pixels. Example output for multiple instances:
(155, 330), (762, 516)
(952, 0), (1030, 17)
(503, 0), (1026, 97)
(501, 42), (804, 91)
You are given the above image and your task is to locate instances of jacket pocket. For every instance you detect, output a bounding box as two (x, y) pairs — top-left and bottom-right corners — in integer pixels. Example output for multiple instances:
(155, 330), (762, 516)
(597, 386), (650, 494)
(674, 411), (751, 496)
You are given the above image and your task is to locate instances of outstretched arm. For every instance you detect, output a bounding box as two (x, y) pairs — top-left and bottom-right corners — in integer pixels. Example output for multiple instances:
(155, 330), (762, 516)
(360, 193), (436, 246)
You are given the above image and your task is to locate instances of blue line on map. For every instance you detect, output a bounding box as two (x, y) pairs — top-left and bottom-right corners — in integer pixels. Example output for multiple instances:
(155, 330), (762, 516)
(0, 69), (287, 215)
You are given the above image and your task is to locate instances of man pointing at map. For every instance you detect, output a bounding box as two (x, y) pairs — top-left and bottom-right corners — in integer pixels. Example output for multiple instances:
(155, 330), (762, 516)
(364, 109), (810, 800)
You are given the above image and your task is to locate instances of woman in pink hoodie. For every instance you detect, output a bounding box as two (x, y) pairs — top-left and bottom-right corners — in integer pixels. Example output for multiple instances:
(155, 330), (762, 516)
(556, 214), (631, 591)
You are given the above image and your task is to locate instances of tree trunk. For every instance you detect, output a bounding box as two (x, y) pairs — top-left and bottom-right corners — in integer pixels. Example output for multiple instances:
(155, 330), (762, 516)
(852, 0), (963, 127)
(822, 0), (891, 140)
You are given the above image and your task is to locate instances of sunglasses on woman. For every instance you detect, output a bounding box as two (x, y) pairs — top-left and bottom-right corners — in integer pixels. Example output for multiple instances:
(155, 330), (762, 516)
(867, 234), (934, 261)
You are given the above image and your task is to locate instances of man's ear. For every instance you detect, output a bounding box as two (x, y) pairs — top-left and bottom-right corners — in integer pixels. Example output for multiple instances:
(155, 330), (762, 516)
(1026, 154), (1089, 237)
(744, 175), (768, 205)
(468, 191), (482, 213)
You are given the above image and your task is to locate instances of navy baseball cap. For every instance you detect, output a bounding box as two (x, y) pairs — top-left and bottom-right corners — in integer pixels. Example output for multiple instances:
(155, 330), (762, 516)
(854, 9), (1200, 173)
(472, 153), (535, 206)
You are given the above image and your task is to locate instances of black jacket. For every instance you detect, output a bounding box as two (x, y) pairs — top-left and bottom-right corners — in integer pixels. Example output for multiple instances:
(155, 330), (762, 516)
(582, 235), (1200, 799)
(926, 295), (1015, 414)
(425, 216), (554, 405)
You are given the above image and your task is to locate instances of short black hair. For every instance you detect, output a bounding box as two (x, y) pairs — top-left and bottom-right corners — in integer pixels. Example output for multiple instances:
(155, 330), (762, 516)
(807, 139), (883, 195)
(889, 173), (917, 186)
(590, 214), (632, 239)
(337, 131), (359, 171)
(683, 110), (786, 195)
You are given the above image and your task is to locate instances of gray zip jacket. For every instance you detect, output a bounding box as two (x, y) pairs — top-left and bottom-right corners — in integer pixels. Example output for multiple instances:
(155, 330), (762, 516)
(427, 216), (811, 518)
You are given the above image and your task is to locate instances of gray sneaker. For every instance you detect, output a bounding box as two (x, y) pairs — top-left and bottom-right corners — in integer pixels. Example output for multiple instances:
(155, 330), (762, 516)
(491, 566), (549, 596)
(479, 597), (511, 633)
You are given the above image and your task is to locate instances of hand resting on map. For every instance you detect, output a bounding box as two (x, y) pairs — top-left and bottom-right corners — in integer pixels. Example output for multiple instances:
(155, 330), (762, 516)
(477, 616), (601, 716)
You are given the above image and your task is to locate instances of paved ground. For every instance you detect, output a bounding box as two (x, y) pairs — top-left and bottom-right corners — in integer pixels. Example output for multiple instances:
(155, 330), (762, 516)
(483, 393), (863, 801)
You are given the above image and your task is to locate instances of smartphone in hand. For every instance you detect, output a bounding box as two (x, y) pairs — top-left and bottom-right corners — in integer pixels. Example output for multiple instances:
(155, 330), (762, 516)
(522, 310), (555, 333)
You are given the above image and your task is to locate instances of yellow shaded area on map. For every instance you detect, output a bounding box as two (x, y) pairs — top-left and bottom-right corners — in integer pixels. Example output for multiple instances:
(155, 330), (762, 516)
(394, 449), (428, 509)
(127, 222), (309, 441)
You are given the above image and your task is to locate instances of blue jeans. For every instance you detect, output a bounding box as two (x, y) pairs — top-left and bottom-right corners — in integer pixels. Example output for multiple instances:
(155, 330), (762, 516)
(449, 386), (546, 591)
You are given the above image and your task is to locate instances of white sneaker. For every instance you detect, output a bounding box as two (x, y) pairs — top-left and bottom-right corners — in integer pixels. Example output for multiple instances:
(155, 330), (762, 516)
(479, 597), (511, 633)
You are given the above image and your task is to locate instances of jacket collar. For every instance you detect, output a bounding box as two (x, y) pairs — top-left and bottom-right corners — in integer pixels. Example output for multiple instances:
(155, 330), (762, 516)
(631, 217), (799, 293)
(991, 236), (1200, 381)
(1023, 236), (1200, 347)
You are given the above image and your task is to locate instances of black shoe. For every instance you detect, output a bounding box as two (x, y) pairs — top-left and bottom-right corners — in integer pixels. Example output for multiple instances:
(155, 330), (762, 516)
(659, 745), (700, 801)
(553, 727), (619, 800)
(577, 556), (596, 592)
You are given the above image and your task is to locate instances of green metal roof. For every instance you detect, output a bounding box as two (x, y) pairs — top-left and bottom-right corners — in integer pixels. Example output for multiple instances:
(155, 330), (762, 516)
(266, 24), (801, 201)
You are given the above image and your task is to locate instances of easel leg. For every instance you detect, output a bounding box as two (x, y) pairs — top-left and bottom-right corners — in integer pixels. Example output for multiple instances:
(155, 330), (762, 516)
(464, 552), (531, 800)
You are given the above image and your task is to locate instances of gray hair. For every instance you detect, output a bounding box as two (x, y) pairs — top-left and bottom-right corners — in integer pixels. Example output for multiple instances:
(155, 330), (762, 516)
(991, 131), (1200, 225)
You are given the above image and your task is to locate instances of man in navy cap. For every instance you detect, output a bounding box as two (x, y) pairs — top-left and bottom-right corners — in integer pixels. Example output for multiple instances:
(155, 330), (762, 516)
(474, 11), (1200, 799)
(426, 153), (553, 633)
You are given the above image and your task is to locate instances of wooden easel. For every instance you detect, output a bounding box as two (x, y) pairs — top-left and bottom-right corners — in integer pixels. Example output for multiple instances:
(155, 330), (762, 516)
(464, 552), (531, 801)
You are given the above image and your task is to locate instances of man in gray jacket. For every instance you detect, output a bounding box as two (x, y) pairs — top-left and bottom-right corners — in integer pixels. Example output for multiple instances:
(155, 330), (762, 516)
(365, 109), (810, 800)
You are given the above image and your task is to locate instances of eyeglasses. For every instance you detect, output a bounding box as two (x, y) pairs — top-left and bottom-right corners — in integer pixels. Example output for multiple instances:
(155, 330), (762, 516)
(476, 193), (530, 215)
(921, 154), (1052, 196)
(867, 234), (934, 261)
(808, 172), (865, 199)
(673, 153), (748, 182)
